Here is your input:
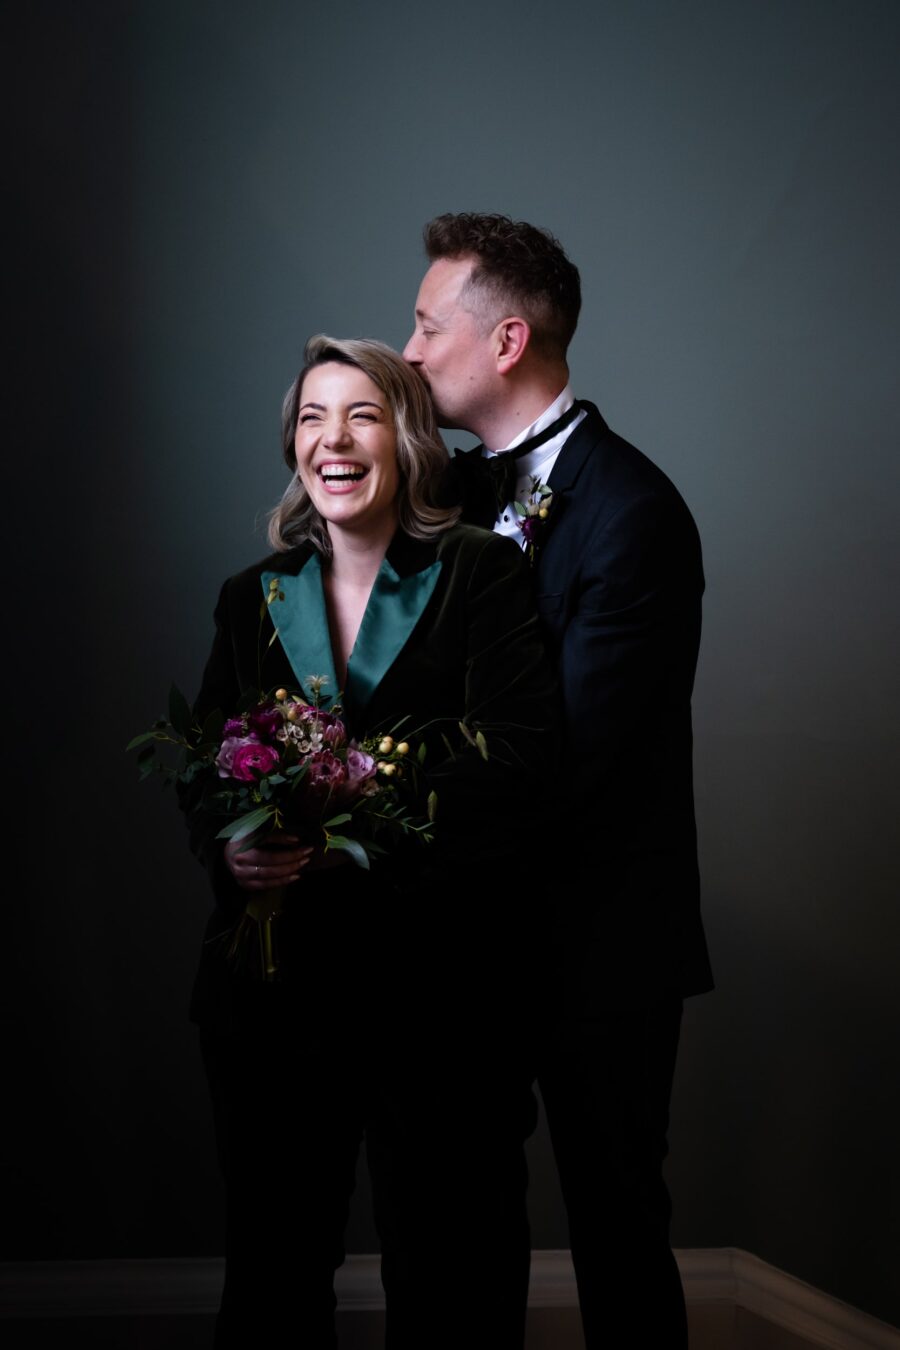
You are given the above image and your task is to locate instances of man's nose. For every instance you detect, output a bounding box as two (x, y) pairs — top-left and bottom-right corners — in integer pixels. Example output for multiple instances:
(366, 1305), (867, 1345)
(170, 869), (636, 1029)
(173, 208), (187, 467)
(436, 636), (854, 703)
(402, 333), (420, 364)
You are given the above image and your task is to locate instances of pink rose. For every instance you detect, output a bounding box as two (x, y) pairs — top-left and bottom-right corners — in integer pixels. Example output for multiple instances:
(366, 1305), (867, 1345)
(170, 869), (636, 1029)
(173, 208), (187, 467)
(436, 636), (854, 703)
(343, 748), (377, 798)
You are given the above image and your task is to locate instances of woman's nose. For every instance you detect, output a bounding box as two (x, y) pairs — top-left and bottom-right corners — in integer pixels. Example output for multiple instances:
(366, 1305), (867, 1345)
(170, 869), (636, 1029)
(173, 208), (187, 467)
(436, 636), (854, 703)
(323, 417), (352, 447)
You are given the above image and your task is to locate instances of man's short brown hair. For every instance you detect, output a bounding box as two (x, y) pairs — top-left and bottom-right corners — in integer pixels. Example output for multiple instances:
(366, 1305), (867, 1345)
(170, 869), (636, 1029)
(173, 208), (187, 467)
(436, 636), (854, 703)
(423, 212), (581, 361)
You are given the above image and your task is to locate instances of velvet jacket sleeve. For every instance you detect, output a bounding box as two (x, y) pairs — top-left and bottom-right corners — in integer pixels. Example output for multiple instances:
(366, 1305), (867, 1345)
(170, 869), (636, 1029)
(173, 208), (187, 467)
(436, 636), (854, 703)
(178, 575), (259, 921)
(414, 527), (560, 876)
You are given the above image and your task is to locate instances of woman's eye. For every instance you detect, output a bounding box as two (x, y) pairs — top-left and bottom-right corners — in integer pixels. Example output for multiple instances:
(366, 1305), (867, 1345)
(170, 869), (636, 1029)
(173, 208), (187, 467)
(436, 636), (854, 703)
(298, 413), (321, 424)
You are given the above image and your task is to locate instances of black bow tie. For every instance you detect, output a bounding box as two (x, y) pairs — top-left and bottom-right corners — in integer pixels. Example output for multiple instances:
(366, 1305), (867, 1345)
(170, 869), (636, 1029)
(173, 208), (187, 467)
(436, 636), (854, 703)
(469, 402), (583, 517)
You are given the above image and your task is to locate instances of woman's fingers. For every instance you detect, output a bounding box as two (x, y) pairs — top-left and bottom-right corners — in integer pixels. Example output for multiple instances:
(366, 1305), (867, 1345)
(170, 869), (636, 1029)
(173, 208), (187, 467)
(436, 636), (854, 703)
(224, 837), (314, 889)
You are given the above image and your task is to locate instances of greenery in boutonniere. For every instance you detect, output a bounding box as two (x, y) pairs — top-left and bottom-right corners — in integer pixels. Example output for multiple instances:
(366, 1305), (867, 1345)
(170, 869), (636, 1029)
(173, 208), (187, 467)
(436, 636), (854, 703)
(514, 475), (553, 563)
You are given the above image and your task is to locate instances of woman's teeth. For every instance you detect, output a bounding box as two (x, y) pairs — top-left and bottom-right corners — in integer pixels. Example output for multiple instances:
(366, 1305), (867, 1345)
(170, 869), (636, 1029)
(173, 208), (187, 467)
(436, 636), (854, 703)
(320, 466), (368, 483)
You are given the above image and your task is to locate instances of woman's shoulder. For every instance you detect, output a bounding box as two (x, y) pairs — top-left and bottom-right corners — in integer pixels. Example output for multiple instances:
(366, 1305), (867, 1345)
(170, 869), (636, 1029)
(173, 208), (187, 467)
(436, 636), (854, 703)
(435, 522), (526, 566)
(219, 543), (316, 599)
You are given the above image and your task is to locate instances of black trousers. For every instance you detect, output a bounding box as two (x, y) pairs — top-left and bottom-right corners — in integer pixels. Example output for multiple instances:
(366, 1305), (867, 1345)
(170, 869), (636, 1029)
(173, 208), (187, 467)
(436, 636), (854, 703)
(201, 1014), (536, 1349)
(538, 997), (687, 1350)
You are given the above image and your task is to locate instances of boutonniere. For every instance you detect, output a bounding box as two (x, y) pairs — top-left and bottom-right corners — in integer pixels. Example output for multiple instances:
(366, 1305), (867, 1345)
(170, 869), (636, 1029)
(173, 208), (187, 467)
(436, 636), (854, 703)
(514, 476), (553, 563)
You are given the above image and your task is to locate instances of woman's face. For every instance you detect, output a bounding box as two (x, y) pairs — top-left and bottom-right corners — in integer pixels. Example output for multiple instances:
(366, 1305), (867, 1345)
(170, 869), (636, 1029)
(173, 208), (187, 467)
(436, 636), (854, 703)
(294, 362), (401, 541)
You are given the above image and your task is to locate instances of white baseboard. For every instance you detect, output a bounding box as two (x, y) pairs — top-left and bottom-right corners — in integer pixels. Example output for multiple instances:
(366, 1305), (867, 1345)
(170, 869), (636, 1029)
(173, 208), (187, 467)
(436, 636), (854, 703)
(1, 1248), (897, 1349)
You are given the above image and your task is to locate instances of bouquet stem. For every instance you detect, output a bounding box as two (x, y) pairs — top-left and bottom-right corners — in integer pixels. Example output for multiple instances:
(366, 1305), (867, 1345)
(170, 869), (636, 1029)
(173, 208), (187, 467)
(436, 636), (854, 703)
(244, 887), (286, 982)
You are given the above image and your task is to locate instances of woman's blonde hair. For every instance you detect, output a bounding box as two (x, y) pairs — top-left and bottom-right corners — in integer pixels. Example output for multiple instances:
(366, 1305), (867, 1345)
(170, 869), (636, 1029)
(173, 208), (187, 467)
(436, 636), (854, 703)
(268, 335), (459, 553)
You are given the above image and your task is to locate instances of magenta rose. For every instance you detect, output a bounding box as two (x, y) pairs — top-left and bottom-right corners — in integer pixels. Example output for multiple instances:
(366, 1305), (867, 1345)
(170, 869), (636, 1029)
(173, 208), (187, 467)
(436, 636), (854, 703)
(247, 704), (282, 742)
(230, 741), (281, 782)
(216, 733), (261, 778)
(519, 515), (541, 544)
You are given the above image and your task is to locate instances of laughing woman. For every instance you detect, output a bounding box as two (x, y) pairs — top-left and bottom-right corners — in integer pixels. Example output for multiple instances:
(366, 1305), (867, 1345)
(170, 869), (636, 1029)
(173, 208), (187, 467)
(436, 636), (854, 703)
(184, 336), (558, 1350)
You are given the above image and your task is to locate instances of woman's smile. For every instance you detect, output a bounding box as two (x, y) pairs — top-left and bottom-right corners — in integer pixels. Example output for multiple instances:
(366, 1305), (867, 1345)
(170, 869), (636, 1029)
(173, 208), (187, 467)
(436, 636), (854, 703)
(317, 460), (371, 490)
(294, 362), (401, 538)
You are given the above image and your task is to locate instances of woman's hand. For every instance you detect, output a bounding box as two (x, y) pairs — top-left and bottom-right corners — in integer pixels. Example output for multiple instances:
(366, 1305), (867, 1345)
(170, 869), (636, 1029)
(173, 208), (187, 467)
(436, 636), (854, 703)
(224, 834), (313, 891)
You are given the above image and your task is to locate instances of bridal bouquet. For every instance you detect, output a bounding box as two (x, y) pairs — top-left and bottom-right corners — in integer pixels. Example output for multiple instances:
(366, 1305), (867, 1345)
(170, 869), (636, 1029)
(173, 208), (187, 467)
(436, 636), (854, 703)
(129, 676), (435, 978)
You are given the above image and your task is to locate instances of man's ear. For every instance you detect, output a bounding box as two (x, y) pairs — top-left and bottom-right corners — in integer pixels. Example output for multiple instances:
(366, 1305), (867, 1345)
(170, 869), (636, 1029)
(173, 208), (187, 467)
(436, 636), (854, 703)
(494, 317), (531, 373)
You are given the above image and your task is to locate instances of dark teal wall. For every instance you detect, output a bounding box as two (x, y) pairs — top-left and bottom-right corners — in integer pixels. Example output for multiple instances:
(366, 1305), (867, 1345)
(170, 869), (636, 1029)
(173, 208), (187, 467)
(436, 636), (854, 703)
(10, 0), (899, 1326)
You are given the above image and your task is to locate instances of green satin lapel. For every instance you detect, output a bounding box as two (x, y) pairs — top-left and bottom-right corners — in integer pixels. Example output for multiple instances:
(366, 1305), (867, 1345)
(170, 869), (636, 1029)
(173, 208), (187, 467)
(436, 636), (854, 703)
(261, 552), (442, 715)
(349, 554), (442, 711)
(261, 558), (340, 706)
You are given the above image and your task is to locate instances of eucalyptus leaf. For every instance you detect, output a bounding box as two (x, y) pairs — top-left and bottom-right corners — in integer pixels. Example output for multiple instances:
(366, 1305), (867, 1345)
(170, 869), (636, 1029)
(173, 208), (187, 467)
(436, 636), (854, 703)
(475, 731), (489, 761)
(216, 806), (274, 841)
(126, 731), (158, 751)
(326, 836), (371, 870)
(427, 790), (438, 822)
(324, 813), (353, 827)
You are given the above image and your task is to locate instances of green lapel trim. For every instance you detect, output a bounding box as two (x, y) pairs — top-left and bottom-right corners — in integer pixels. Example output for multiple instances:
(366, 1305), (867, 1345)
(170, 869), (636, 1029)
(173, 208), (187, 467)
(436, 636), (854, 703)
(261, 550), (442, 716)
(261, 556), (340, 706)
(349, 553), (442, 712)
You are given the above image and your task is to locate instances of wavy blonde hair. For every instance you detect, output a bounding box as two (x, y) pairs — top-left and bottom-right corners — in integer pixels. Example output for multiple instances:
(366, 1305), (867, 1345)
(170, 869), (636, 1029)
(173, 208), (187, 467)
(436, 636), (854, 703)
(268, 335), (459, 554)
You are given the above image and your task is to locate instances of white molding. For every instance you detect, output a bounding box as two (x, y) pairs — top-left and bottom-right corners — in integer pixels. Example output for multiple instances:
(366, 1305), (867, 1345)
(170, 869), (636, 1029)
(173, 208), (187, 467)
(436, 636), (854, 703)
(725, 1249), (900, 1350)
(1, 1248), (897, 1348)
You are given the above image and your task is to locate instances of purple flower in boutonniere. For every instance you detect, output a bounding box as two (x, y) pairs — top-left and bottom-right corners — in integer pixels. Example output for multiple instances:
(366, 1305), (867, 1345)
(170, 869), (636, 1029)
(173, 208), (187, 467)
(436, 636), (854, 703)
(514, 476), (553, 563)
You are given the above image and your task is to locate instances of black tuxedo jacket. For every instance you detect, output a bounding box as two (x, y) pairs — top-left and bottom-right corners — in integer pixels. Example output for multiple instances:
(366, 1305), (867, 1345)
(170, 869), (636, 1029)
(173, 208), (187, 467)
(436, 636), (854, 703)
(453, 404), (713, 1010)
(183, 523), (560, 1032)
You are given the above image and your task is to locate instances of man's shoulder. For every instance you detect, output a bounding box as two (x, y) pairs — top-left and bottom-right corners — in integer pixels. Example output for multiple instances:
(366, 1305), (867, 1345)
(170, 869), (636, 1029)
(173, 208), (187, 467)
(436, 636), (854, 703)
(559, 402), (696, 521)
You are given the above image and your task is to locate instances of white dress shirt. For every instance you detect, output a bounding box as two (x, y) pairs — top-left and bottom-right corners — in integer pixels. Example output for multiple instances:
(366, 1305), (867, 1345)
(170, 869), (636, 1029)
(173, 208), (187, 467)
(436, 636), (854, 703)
(484, 385), (586, 547)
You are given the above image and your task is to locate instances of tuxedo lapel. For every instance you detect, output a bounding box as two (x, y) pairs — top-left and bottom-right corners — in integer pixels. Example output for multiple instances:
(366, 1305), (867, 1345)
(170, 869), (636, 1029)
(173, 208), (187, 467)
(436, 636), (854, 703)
(349, 546), (442, 712)
(261, 534), (442, 719)
(261, 554), (340, 703)
(536, 404), (609, 552)
(546, 402), (608, 494)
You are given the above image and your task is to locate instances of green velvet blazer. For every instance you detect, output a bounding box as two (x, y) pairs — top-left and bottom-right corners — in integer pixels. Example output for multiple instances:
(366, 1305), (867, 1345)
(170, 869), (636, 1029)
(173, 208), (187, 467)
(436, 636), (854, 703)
(184, 523), (559, 1029)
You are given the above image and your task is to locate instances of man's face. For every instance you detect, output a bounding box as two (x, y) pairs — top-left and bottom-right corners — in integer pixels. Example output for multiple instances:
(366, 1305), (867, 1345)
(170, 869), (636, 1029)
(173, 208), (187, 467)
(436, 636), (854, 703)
(403, 257), (498, 432)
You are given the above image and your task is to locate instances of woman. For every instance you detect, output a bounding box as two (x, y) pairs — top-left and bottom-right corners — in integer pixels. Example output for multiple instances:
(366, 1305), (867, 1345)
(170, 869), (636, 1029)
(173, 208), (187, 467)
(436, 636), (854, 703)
(185, 336), (557, 1349)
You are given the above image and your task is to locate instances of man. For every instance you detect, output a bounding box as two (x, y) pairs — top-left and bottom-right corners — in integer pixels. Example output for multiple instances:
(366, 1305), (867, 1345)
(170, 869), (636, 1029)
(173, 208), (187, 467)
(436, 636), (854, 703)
(404, 213), (714, 1348)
